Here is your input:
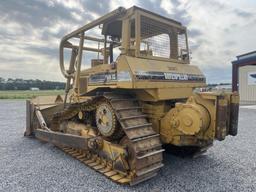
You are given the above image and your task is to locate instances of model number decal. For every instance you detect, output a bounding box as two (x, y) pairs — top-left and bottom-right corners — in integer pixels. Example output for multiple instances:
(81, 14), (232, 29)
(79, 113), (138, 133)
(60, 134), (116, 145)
(135, 71), (205, 82)
(164, 73), (188, 80)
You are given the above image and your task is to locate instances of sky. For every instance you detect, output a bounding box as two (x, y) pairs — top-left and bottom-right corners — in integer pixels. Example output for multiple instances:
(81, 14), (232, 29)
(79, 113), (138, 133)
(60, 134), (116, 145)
(0, 0), (256, 83)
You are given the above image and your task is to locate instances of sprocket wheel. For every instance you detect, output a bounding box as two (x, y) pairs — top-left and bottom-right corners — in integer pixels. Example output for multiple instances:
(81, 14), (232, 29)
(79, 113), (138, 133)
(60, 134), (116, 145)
(96, 101), (123, 140)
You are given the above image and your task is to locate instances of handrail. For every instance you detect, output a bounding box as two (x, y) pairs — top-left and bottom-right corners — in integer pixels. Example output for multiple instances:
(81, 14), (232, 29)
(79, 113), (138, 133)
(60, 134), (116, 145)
(59, 7), (126, 78)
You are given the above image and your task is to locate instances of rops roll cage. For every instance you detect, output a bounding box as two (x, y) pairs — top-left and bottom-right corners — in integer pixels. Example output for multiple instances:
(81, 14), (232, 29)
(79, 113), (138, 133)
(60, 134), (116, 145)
(59, 7), (126, 103)
(59, 6), (188, 103)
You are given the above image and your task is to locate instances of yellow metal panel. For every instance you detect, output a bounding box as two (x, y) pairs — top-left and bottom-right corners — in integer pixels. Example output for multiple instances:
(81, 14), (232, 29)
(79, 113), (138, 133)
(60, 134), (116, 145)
(125, 55), (203, 75)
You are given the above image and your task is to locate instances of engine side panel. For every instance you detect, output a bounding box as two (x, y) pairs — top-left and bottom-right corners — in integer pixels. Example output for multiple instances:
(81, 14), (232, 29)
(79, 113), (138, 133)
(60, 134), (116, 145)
(80, 55), (206, 101)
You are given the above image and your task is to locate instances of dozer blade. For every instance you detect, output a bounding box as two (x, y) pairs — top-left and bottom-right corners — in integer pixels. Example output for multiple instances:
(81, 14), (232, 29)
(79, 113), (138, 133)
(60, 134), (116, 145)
(34, 129), (97, 150)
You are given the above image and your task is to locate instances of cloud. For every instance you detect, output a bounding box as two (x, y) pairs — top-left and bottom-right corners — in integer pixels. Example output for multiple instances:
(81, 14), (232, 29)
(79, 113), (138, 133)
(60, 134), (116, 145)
(0, 0), (255, 83)
(82, 0), (110, 15)
(182, 0), (256, 83)
(233, 8), (253, 18)
(188, 29), (203, 38)
(0, 0), (78, 27)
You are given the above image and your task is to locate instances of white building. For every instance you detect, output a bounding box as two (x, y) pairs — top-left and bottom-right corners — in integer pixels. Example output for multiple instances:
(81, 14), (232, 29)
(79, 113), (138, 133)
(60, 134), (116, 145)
(232, 51), (256, 104)
(30, 87), (40, 91)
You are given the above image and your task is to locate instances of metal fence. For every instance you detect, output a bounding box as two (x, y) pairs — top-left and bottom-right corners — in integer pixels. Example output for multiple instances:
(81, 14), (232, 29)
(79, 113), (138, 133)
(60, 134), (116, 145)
(140, 15), (188, 60)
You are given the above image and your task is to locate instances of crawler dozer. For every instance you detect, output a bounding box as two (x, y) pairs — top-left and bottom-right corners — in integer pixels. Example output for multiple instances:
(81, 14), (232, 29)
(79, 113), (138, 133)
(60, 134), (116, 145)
(25, 6), (239, 185)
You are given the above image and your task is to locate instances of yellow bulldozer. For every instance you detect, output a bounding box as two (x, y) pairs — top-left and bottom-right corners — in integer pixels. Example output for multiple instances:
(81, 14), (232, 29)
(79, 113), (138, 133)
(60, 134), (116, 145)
(25, 6), (239, 185)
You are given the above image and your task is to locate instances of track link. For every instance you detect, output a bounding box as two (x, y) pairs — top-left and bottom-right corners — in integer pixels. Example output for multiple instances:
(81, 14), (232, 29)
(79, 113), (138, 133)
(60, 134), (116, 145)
(60, 147), (131, 184)
(41, 92), (164, 185)
(103, 92), (164, 185)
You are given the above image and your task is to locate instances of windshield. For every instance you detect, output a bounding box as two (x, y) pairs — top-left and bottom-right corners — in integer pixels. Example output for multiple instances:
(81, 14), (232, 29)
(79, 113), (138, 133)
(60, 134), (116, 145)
(139, 15), (189, 62)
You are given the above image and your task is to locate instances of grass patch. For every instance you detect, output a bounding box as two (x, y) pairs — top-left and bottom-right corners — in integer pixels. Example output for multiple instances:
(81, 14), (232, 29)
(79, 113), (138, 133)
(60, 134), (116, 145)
(0, 90), (64, 99)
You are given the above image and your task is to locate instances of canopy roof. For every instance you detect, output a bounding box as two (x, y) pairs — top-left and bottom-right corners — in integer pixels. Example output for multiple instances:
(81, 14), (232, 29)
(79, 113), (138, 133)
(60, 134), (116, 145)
(102, 6), (183, 38)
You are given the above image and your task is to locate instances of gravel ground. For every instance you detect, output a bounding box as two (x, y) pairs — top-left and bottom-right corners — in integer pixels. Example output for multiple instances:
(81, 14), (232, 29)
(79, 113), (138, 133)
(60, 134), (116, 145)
(0, 100), (256, 192)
